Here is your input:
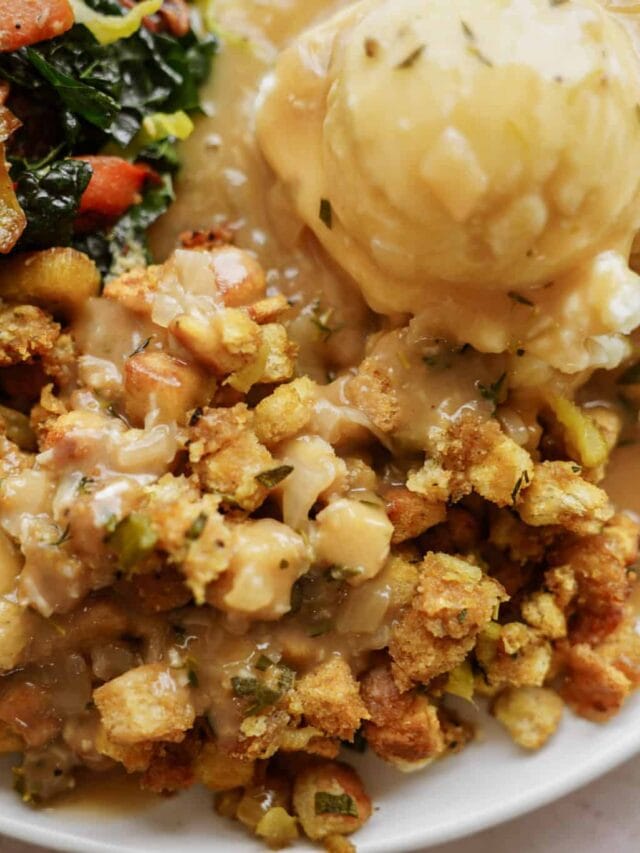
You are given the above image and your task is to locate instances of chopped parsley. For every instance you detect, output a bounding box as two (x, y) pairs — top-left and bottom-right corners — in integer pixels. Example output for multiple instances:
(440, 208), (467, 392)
(314, 792), (359, 818)
(231, 664), (296, 717)
(309, 299), (344, 341)
(457, 608), (468, 624)
(255, 465), (294, 489)
(477, 372), (507, 411)
(254, 655), (273, 672)
(319, 197), (333, 229)
(186, 512), (208, 541)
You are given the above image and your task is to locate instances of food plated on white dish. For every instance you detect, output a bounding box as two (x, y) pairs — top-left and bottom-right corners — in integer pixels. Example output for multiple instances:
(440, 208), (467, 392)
(1, 0), (640, 851)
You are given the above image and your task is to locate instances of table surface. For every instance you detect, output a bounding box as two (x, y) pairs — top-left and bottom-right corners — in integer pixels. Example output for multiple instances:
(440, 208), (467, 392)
(0, 751), (638, 853)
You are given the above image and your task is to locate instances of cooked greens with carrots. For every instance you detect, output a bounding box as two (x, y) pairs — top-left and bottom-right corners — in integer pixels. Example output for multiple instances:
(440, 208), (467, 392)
(0, 0), (214, 277)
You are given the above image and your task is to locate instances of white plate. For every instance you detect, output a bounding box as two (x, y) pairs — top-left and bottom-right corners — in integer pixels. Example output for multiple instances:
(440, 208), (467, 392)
(0, 693), (639, 853)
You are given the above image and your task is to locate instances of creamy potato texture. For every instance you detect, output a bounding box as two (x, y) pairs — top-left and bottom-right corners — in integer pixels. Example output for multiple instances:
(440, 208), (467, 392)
(257, 0), (640, 368)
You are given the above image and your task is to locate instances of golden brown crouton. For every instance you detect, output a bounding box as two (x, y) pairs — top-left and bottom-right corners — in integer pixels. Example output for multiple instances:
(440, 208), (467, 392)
(435, 415), (534, 507)
(123, 350), (213, 426)
(384, 486), (446, 544)
(492, 687), (563, 749)
(190, 404), (274, 511)
(521, 591), (567, 640)
(0, 304), (59, 367)
(360, 665), (445, 770)
(259, 323), (298, 384)
(560, 643), (631, 722)
(347, 356), (400, 433)
(543, 564), (578, 611)
(248, 293), (290, 324)
(254, 378), (317, 447)
(292, 761), (372, 841)
(518, 461), (613, 535)
(194, 741), (256, 791)
(103, 265), (161, 315)
(478, 622), (552, 688)
(489, 508), (550, 564)
(206, 245), (266, 307)
(595, 608), (640, 687)
(94, 725), (154, 772)
(551, 514), (639, 644)
(289, 658), (370, 742)
(389, 552), (507, 687)
(170, 309), (262, 376)
(94, 664), (195, 745)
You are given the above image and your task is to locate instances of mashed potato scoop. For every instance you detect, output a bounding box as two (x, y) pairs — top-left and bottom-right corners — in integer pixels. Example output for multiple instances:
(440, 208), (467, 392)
(257, 0), (640, 371)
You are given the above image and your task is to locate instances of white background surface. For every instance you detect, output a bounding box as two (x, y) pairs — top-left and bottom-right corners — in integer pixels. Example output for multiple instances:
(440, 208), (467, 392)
(0, 752), (638, 853)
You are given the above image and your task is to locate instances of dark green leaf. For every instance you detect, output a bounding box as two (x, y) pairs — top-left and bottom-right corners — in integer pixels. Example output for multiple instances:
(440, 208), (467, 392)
(231, 676), (282, 717)
(25, 48), (119, 130)
(15, 159), (92, 250)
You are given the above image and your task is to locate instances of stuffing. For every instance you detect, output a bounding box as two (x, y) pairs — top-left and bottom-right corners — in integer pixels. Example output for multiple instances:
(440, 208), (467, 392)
(254, 377), (318, 447)
(0, 600), (33, 670)
(93, 664), (195, 745)
(517, 461), (613, 535)
(103, 265), (161, 315)
(384, 486), (447, 544)
(170, 308), (262, 376)
(259, 323), (298, 384)
(433, 415), (534, 507)
(521, 591), (567, 640)
(194, 741), (255, 791)
(360, 664), (446, 770)
(478, 622), (552, 688)
(550, 513), (639, 644)
(389, 552), (507, 687)
(292, 761), (372, 841)
(94, 725), (154, 773)
(189, 405), (275, 511)
(595, 609), (640, 687)
(489, 509), (549, 564)
(347, 356), (400, 433)
(248, 293), (290, 324)
(288, 657), (370, 742)
(406, 459), (451, 503)
(492, 687), (564, 749)
(0, 304), (60, 367)
(560, 643), (632, 722)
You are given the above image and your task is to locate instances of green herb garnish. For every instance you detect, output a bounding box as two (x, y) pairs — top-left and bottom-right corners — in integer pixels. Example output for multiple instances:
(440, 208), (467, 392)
(255, 465), (294, 489)
(477, 372), (507, 411)
(186, 512), (208, 541)
(314, 792), (358, 818)
(50, 524), (71, 546)
(130, 336), (153, 357)
(231, 676), (282, 717)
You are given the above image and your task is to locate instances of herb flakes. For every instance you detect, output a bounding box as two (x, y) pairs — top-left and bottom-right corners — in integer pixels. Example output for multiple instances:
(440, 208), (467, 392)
(186, 512), (208, 541)
(477, 372), (507, 411)
(231, 676), (282, 717)
(255, 465), (294, 489)
(314, 792), (359, 818)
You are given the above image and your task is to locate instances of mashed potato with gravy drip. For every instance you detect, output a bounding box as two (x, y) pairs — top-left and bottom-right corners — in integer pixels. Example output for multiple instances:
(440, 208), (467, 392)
(257, 0), (640, 369)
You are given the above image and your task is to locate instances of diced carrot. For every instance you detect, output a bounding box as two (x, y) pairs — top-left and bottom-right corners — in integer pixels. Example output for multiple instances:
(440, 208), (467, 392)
(73, 156), (157, 219)
(0, 0), (75, 53)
